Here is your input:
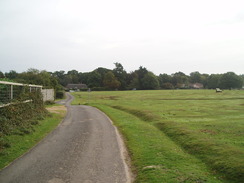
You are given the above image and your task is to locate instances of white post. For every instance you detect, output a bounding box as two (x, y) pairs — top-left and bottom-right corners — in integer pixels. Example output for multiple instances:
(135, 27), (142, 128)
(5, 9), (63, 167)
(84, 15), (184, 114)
(10, 85), (13, 100)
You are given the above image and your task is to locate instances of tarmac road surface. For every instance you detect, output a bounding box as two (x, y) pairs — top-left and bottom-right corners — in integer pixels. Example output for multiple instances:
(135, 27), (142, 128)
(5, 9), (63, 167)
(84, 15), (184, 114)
(0, 93), (130, 183)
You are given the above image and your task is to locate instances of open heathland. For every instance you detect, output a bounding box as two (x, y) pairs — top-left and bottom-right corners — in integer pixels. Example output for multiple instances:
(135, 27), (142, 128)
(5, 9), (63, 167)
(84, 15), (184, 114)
(71, 90), (244, 183)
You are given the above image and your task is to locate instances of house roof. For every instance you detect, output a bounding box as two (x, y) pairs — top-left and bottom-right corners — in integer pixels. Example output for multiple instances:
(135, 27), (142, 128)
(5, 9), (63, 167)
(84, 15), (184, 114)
(189, 83), (203, 88)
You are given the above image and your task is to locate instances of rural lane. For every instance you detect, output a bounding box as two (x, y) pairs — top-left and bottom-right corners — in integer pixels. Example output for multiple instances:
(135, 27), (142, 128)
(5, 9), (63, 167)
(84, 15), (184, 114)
(0, 93), (131, 183)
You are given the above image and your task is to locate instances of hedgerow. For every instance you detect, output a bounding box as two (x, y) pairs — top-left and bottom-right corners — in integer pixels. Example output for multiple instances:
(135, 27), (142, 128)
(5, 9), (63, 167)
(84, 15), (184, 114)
(0, 90), (48, 151)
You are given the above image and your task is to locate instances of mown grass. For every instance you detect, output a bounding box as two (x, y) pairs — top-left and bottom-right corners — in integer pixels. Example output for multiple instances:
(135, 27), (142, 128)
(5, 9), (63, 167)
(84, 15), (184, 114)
(0, 105), (66, 169)
(71, 90), (244, 182)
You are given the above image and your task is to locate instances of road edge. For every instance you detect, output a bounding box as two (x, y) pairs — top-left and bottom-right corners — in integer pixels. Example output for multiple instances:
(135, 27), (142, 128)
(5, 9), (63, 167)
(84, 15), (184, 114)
(93, 107), (134, 183)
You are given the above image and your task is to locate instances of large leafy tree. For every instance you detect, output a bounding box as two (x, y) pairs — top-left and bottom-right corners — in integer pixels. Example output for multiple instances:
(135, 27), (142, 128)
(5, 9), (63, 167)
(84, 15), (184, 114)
(207, 74), (221, 89)
(135, 66), (149, 89)
(201, 73), (209, 88)
(67, 70), (79, 84)
(94, 67), (111, 86)
(141, 72), (159, 90)
(219, 72), (243, 89)
(52, 70), (66, 86)
(189, 71), (202, 83)
(103, 71), (121, 89)
(171, 72), (188, 87)
(158, 73), (171, 88)
(87, 71), (102, 88)
(78, 72), (89, 85)
(113, 62), (127, 90)
(127, 71), (139, 89)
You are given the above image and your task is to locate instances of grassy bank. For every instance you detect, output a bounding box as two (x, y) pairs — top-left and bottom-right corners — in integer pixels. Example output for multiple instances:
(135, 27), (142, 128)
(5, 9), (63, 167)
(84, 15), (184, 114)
(96, 104), (224, 183)
(71, 90), (244, 182)
(0, 105), (66, 169)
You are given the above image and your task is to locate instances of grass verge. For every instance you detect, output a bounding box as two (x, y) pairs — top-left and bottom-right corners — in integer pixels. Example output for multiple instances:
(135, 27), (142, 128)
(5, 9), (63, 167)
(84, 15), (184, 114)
(0, 105), (66, 169)
(94, 104), (225, 183)
(112, 105), (243, 182)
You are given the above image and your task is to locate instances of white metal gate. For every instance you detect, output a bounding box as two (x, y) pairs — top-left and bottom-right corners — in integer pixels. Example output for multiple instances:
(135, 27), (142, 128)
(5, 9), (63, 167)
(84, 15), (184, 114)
(0, 81), (42, 108)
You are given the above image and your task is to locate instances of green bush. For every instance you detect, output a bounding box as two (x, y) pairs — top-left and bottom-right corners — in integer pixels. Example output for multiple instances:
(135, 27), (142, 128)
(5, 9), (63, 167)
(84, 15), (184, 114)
(56, 90), (64, 99)
(0, 90), (48, 150)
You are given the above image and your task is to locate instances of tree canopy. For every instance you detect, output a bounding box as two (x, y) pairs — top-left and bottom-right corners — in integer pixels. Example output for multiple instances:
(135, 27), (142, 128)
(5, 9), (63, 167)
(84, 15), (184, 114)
(219, 72), (243, 89)
(103, 71), (121, 89)
(2, 63), (243, 91)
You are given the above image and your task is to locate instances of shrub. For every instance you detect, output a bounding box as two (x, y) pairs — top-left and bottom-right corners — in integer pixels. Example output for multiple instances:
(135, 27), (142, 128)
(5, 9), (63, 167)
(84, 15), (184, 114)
(56, 90), (64, 99)
(0, 90), (48, 150)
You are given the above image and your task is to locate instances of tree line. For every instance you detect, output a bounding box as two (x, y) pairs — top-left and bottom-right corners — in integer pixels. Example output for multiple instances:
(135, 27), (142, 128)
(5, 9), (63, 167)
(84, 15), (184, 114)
(1, 63), (244, 93)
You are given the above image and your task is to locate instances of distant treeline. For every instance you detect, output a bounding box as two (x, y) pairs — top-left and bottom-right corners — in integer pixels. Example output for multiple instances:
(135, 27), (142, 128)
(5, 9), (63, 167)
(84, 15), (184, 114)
(1, 63), (244, 91)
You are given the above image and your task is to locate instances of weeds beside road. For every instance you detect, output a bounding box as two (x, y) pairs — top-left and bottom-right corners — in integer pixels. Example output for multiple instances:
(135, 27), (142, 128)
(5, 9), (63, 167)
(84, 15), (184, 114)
(0, 104), (66, 169)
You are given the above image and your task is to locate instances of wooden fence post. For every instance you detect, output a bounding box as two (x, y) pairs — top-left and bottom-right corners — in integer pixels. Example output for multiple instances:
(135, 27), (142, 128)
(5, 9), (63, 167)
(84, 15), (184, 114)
(10, 85), (13, 100)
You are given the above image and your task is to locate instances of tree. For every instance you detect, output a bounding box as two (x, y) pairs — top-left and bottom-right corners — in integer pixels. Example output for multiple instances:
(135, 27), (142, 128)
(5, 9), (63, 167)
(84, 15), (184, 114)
(113, 62), (125, 75)
(16, 69), (61, 90)
(207, 74), (221, 89)
(127, 71), (139, 89)
(67, 70), (79, 83)
(201, 73), (209, 88)
(103, 71), (121, 89)
(240, 74), (244, 86)
(113, 62), (127, 90)
(158, 73), (172, 88)
(141, 72), (159, 89)
(0, 71), (4, 78)
(6, 68), (63, 99)
(52, 70), (66, 86)
(95, 67), (111, 86)
(78, 72), (89, 85)
(5, 70), (18, 79)
(87, 71), (102, 88)
(190, 71), (202, 83)
(135, 66), (149, 89)
(171, 72), (188, 87)
(16, 69), (40, 84)
(219, 72), (243, 89)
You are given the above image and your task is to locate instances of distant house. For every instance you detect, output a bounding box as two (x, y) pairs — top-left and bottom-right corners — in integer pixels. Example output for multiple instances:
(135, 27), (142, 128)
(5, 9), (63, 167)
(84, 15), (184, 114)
(189, 83), (204, 89)
(177, 83), (186, 89)
(66, 83), (88, 91)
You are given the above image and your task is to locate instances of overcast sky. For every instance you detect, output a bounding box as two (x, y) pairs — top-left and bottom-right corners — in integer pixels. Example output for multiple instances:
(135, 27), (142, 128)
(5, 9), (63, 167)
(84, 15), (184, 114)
(0, 0), (244, 75)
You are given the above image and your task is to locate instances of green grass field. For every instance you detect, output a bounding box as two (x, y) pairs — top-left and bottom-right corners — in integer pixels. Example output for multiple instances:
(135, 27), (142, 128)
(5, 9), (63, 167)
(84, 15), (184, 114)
(71, 90), (244, 183)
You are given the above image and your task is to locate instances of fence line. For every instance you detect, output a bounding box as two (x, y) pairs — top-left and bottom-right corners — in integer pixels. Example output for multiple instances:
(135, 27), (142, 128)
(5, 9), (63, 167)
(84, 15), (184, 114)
(0, 100), (32, 108)
(0, 81), (43, 108)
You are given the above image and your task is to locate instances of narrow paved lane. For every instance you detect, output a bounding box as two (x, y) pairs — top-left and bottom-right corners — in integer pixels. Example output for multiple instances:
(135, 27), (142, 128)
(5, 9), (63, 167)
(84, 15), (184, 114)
(0, 93), (130, 183)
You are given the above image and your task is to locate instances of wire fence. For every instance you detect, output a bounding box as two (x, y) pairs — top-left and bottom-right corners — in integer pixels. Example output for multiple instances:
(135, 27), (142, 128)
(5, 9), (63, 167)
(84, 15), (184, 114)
(0, 81), (43, 107)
